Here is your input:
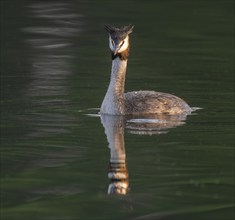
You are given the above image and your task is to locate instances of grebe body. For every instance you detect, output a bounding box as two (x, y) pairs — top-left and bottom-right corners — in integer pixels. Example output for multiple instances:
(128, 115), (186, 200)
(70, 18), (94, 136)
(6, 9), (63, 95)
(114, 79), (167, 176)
(100, 25), (192, 115)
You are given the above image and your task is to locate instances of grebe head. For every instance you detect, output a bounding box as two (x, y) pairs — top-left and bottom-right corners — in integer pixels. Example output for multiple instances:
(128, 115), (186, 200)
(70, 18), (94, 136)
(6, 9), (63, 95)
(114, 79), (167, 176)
(105, 24), (134, 56)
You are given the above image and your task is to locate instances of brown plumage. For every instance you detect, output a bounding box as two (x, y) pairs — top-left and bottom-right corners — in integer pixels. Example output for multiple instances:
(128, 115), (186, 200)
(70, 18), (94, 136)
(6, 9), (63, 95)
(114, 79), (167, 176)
(125, 91), (191, 115)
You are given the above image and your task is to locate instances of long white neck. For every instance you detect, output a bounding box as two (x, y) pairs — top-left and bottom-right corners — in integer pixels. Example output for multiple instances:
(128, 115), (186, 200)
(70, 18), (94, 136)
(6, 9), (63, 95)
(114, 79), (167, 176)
(101, 57), (127, 115)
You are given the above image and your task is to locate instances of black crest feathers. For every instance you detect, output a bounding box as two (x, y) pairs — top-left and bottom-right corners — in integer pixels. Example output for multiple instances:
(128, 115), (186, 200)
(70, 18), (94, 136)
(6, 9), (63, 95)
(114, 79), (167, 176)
(104, 24), (134, 36)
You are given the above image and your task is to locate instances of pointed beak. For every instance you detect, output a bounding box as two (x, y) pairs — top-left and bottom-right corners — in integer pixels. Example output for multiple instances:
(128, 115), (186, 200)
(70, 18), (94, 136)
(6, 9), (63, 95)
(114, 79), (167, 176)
(113, 46), (120, 55)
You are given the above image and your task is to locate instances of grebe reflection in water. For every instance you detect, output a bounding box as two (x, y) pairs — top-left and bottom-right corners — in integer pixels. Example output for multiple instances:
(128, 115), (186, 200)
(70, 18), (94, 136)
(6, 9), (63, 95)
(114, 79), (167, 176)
(100, 114), (129, 195)
(100, 111), (188, 195)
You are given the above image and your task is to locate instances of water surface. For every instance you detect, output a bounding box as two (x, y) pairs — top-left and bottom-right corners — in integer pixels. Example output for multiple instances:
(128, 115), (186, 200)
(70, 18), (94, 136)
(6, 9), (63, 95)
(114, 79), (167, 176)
(1, 0), (234, 220)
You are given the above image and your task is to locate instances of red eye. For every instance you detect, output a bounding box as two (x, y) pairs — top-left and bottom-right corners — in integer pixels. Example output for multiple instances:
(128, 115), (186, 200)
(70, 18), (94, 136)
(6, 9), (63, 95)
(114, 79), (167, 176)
(120, 40), (125, 47)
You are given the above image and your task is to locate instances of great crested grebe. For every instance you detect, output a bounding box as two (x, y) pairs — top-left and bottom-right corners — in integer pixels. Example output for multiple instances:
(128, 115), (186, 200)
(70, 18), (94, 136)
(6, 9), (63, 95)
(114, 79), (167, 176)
(100, 24), (192, 115)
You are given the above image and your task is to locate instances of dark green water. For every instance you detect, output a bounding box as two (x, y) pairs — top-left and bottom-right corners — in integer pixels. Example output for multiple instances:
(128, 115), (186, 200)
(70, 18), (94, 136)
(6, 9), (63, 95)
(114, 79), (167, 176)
(1, 0), (234, 219)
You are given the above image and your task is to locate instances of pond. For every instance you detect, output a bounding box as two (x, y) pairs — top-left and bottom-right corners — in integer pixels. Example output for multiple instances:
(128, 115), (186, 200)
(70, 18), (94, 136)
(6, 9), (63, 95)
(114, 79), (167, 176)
(1, 0), (234, 219)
